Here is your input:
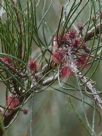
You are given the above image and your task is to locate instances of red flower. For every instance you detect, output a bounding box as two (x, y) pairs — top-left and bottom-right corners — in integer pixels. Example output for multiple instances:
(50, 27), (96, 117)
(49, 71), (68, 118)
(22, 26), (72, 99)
(68, 30), (77, 39)
(76, 55), (88, 67)
(7, 96), (20, 109)
(52, 51), (64, 64)
(60, 66), (72, 78)
(62, 33), (69, 42)
(73, 39), (80, 48)
(0, 57), (12, 65)
(28, 59), (37, 72)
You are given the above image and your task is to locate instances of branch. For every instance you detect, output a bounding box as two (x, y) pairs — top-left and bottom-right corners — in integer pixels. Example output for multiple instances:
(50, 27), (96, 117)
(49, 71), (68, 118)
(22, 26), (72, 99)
(42, 74), (58, 85)
(3, 71), (58, 128)
(68, 48), (102, 110)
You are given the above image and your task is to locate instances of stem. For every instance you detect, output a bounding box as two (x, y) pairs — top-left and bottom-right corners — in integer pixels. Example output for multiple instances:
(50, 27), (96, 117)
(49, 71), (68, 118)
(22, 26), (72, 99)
(68, 48), (102, 110)
(3, 71), (58, 127)
(42, 73), (58, 85)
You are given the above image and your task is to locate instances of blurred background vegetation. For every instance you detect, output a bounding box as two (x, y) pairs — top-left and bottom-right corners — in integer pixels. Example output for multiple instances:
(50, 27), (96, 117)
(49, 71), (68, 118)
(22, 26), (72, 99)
(0, 0), (102, 136)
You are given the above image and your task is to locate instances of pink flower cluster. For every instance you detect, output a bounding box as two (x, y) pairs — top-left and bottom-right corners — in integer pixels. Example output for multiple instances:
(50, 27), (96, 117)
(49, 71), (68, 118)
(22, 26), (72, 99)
(28, 58), (37, 72)
(0, 57), (12, 65)
(7, 95), (20, 109)
(52, 29), (90, 78)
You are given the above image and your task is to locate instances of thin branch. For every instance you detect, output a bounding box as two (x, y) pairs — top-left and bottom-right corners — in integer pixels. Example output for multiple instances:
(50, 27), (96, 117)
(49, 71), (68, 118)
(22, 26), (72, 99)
(68, 48), (102, 110)
(42, 73), (58, 85)
(3, 71), (58, 127)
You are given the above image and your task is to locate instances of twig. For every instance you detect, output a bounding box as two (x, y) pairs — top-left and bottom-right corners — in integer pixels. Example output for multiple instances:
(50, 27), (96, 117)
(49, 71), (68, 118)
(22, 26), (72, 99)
(68, 48), (102, 110)
(42, 73), (58, 85)
(3, 71), (58, 127)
